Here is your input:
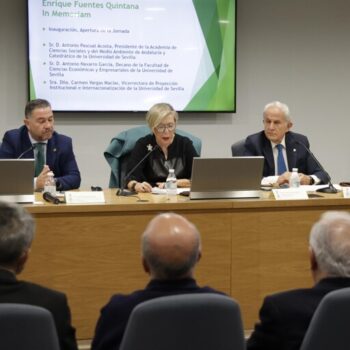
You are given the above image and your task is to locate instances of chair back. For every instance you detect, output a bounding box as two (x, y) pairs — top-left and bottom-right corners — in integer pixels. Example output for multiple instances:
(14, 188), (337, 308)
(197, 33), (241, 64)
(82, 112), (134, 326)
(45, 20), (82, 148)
(0, 303), (60, 350)
(300, 287), (350, 350)
(231, 139), (246, 156)
(120, 293), (245, 350)
(104, 125), (202, 188)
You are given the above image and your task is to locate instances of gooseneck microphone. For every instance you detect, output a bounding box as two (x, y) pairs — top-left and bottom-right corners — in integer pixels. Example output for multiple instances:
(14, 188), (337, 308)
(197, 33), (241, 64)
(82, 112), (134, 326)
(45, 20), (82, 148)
(43, 191), (61, 204)
(294, 139), (338, 194)
(117, 144), (159, 196)
(17, 144), (36, 159)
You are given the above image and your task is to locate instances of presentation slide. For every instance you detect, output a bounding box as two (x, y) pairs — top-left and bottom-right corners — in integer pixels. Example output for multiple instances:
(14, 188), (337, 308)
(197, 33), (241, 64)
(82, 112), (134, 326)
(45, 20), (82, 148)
(28, 0), (235, 112)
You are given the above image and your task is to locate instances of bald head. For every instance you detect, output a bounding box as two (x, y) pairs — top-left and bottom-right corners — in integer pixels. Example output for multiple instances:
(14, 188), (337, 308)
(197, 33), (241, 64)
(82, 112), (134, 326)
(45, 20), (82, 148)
(142, 213), (201, 280)
(310, 211), (350, 278)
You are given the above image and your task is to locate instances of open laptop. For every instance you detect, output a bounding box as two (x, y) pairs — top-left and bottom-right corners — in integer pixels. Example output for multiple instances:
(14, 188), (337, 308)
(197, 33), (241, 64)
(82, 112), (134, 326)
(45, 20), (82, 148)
(0, 159), (35, 203)
(190, 157), (264, 199)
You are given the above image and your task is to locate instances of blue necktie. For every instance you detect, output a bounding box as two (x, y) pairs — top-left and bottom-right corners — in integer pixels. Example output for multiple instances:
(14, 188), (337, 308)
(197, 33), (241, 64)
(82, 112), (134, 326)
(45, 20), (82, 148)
(276, 144), (287, 175)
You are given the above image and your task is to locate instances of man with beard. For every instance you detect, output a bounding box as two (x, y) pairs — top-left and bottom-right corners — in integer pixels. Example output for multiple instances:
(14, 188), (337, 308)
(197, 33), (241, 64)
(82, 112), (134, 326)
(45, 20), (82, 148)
(0, 99), (80, 191)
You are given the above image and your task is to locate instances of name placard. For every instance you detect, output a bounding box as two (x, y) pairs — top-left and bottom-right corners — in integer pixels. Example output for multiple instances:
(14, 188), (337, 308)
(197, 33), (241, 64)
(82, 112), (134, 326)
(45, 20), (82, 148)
(65, 191), (105, 204)
(343, 187), (350, 198)
(273, 188), (309, 200)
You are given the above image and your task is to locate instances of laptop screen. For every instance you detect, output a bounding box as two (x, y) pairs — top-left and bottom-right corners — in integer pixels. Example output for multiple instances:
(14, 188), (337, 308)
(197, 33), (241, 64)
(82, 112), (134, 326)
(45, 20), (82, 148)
(0, 159), (35, 203)
(190, 157), (264, 199)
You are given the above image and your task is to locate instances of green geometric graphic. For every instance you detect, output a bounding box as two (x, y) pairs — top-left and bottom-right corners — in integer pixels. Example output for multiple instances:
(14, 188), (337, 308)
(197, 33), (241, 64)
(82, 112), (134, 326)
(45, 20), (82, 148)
(29, 65), (37, 100)
(186, 0), (235, 111)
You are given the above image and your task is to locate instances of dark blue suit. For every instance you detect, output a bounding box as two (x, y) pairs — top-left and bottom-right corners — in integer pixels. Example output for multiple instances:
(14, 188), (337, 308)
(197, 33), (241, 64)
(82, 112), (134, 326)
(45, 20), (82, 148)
(247, 277), (350, 350)
(91, 278), (224, 350)
(0, 269), (78, 350)
(0, 125), (81, 190)
(244, 131), (328, 183)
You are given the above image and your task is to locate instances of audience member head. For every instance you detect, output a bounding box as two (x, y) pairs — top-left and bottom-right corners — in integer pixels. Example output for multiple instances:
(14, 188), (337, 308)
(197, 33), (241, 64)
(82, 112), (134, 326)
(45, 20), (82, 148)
(309, 211), (350, 282)
(24, 98), (54, 142)
(263, 101), (293, 144)
(146, 103), (178, 150)
(141, 213), (201, 280)
(0, 202), (35, 274)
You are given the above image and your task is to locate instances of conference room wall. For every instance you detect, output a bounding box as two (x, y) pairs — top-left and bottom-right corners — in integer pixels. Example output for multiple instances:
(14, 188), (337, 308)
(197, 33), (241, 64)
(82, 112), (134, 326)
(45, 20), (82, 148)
(0, 0), (349, 189)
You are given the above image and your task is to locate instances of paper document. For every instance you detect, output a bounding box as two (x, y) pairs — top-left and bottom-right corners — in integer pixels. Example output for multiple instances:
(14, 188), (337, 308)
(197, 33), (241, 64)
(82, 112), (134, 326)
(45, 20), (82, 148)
(151, 187), (190, 195)
(302, 184), (341, 192)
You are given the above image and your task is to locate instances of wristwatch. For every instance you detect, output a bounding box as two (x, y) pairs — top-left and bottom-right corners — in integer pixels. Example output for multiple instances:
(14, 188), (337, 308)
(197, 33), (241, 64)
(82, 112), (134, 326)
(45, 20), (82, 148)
(309, 176), (315, 185)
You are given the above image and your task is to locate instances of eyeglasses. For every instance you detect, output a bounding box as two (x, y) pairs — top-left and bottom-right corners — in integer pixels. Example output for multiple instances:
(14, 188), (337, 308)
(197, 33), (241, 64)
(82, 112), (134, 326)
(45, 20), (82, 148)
(155, 123), (176, 133)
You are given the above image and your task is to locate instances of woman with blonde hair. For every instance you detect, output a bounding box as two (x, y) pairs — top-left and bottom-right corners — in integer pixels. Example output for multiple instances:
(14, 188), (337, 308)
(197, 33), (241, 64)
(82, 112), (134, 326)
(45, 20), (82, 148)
(126, 103), (198, 193)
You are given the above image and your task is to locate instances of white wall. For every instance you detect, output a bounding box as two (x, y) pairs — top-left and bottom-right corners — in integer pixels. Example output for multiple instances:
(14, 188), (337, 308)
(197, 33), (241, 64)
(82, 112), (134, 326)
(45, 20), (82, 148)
(1, 0), (350, 188)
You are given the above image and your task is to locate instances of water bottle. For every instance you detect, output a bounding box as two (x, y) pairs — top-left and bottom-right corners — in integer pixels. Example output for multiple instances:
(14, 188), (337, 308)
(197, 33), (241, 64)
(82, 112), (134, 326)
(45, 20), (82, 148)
(44, 171), (56, 195)
(165, 169), (177, 196)
(289, 168), (300, 188)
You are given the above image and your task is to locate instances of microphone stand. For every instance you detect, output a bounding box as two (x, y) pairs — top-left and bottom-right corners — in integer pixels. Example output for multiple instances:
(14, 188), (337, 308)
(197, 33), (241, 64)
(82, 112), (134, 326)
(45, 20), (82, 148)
(317, 182), (338, 194)
(294, 140), (338, 194)
(116, 144), (159, 196)
(17, 144), (36, 159)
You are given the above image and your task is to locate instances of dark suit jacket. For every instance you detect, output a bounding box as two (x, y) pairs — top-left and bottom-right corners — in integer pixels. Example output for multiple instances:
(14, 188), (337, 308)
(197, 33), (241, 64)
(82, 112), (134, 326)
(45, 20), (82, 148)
(244, 131), (328, 183)
(0, 269), (78, 350)
(247, 277), (350, 350)
(0, 125), (81, 190)
(91, 278), (224, 350)
(127, 133), (198, 186)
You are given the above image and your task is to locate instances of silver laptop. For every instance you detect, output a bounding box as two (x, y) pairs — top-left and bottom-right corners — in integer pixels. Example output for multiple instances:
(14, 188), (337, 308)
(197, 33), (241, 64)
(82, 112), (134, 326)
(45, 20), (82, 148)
(190, 157), (264, 199)
(0, 159), (35, 203)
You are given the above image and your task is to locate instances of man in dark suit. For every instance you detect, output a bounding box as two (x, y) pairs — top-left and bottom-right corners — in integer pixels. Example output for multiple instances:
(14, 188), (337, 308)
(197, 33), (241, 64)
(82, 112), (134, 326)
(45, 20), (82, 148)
(244, 101), (328, 186)
(0, 201), (78, 350)
(247, 211), (350, 350)
(0, 99), (80, 191)
(91, 213), (224, 350)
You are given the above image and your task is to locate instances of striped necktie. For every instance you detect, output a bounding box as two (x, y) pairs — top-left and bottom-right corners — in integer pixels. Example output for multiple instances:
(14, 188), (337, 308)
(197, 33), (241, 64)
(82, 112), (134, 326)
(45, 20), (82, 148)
(276, 144), (287, 175)
(34, 143), (45, 176)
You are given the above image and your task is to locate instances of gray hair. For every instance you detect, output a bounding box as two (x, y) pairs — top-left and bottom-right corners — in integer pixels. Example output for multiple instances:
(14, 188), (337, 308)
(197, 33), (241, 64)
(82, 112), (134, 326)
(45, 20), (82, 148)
(146, 103), (178, 130)
(263, 101), (291, 122)
(0, 202), (35, 266)
(309, 211), (350, 277)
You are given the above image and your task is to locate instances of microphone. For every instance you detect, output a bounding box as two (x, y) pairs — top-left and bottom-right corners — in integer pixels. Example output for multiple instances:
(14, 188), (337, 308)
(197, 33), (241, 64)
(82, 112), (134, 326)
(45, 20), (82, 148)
(293, 139), (338, 194)
(17, 144), (36, 159)
(43, 191), (61, 204)
(117, 144), (159, 196)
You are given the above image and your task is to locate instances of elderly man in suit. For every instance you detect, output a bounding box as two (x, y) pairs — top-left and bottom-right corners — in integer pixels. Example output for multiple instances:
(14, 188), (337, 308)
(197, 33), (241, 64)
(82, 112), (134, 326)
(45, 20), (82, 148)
(244, 101), (328, 186)
(0, 98), (80, 191)
(0, 201), (78, 350)
(91, 212), (224, 350)
(247, 211), (350, 350)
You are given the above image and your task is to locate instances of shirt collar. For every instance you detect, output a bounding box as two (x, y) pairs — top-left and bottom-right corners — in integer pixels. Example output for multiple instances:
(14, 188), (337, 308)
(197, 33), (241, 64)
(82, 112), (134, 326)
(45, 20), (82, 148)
(271, 135), (286, 149)
(0, 268), (17, 282)
(146, 277), (198, 291)
(315, 277), (350, 290)
(27, 132), (48, 146)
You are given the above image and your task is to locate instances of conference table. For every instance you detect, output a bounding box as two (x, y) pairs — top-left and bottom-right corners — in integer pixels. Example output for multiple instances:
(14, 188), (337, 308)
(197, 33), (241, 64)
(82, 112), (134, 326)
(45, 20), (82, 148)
(23, 189), (350, 340)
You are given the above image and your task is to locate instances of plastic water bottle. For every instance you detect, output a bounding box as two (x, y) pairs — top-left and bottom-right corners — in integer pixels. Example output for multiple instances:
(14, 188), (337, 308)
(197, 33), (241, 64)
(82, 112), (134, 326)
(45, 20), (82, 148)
(44, 171), (56, 195)
(165, 169), (177, 196)
(289, 168), (300, 188)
